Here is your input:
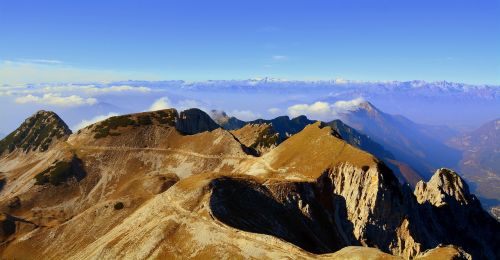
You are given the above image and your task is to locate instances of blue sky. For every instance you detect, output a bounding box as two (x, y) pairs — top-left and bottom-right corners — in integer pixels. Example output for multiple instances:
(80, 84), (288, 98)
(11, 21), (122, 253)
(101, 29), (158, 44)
(1, 0), (499, 84)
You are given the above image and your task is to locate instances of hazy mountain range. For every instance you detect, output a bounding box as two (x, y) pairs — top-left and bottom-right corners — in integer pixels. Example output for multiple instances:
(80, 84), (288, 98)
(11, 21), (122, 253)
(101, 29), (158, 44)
(1, 79), (499, 136)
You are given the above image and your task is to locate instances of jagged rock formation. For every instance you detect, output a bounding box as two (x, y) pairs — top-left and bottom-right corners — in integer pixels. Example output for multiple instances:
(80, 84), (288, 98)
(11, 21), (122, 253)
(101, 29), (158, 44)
(0, 109), (497, 259)
(0, 110), (71, 155)
(415, 168), (470, 207)
(230, 123), (279, 155)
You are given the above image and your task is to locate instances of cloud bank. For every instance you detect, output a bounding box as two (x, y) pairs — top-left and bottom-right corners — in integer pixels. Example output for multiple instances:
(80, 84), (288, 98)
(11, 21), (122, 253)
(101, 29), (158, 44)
(73, 112), (119, 130)
(149, 97), (172, 111)
(287, 98), (365, 121)
(15, 93), (97, 107)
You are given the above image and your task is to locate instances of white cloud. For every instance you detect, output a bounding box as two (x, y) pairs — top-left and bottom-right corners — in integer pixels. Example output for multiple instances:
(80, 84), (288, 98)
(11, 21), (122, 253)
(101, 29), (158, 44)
(267, 107), (282, 115)
(287, 101), (331, 119)
(333, 97), (365, 111)
(18, 59), (63, 65)
(334, 78), (348, 84)
(73, 112), (119, 130)
(78, 85), (151, 95)
(149, 97), (172, 111)
(272, 55), (288, 60)
(287, 98), (366, 121)
(14, 93), (97, 107)
(230, 110), (261, 121)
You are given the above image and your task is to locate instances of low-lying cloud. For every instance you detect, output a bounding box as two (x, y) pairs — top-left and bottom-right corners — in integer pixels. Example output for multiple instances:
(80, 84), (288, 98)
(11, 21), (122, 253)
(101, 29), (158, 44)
(287, 98), (365, 121)
(73, 112), (119, 130)
(15, 93), (97, 107)
(149, 97), (172, 111)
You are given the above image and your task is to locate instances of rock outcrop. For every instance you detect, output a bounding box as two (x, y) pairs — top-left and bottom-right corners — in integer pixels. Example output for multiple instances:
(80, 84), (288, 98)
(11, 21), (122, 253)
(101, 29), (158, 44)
(415, 168), (471, 207)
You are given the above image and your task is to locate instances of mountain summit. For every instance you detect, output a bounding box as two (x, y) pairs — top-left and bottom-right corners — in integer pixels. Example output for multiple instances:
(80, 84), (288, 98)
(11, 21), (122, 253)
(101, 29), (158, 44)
(0, 110), (71, 155)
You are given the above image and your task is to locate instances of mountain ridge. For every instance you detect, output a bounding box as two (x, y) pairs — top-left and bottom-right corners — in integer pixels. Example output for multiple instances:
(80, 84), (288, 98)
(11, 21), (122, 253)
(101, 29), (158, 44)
(0, 108), (497, 259)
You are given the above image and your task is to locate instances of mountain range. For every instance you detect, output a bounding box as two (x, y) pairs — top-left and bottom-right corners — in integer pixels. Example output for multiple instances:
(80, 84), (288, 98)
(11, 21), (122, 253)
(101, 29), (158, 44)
(213, 101), (500, 219)
(0, 106), (498, 259)
(448, 118), (500, 220)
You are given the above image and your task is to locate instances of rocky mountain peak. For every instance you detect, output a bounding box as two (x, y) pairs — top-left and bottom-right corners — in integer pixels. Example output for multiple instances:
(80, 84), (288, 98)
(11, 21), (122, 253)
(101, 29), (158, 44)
(353, 101), (381, 117)
(0, 110), (71, 155)
(176, 108), (220, 134)
(414, 168), (471, 207)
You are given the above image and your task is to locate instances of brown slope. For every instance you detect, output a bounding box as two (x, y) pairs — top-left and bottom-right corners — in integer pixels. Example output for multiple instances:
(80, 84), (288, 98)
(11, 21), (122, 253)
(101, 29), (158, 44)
(0, 108), (256, 258)
(255, 122), (379, 180)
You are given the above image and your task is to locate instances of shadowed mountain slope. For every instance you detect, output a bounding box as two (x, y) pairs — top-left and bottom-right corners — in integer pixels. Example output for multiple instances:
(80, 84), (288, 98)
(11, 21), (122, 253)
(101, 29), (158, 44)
(339, 101), (462, 179)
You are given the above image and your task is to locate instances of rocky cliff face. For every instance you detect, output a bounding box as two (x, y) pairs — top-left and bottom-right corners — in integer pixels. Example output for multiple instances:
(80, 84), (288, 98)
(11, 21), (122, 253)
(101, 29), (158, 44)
(0, 109), (497, 259)
(0, 110), (71, 155)
(413, 168), (500, 259)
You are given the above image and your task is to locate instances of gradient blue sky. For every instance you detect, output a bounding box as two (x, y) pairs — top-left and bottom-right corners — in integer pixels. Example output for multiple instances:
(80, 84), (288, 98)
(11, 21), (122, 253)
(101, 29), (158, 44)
(1, 0), (499, 84)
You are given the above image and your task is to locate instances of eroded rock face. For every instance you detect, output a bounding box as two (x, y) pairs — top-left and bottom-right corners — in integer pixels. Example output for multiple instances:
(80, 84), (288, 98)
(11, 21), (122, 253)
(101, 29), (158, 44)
(415, 168), (471, 207)
(0, 110), (71, 155)
(413, 169), (500, 260)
